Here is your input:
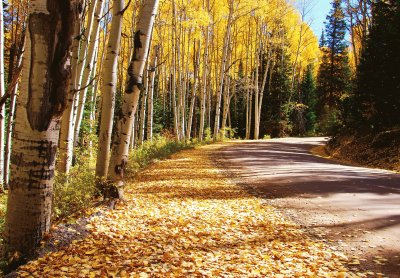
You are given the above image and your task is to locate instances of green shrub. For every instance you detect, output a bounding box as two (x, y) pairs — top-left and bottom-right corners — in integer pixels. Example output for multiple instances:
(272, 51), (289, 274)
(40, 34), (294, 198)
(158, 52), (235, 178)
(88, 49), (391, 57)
(127, 135), (195, 177)
(3, 136), (203, 223)
(53, 150), (97, 220)
(204, 127), (212, 142)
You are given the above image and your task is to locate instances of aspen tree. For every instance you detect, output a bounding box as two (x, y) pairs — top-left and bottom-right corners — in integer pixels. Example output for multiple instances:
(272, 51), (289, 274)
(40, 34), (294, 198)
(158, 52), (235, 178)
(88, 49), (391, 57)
(4, 37), (25, 187)
(107, 0), (159, 199)
(171, 0), (179, 139)
(253, 23), (262, 139)
(95, 0), (124, 179)
(0, 0), (5, 186)
(198, 4), (210, 141)
(214, 0), (233, 139)
(57, 11), (84, 173)
(138, 71), (148, 145)
(186, 40), (201, 139)
(147, 46), (159, 141)
(74, 0), (104, 147)
(5, 0), (81, 257)
(88, 48), (100, 155)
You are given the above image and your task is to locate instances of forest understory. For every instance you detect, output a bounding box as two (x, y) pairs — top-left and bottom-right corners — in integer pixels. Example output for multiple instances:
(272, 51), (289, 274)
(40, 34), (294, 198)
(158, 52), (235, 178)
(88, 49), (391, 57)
(324, 130), (400, 173)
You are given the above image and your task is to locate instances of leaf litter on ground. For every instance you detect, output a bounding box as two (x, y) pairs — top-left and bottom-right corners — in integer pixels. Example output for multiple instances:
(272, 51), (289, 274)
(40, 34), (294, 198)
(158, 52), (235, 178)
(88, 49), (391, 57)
(16, 144), (375, 277)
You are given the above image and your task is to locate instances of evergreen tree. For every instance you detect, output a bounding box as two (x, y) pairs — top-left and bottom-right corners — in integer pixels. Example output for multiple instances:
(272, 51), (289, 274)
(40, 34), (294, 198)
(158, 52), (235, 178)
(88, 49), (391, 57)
(351, 0), (400, 130)
(263, 45), (292, 138)
(301, 65), (317, 133)
(316, 0), (352, 134)
(319, 30), (326, 47)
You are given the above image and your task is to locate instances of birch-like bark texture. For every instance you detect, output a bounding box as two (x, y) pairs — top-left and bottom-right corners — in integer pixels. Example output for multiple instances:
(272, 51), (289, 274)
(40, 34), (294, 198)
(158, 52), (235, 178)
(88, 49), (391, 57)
(198, 0), (210, 142)
(74, 0), (104, 147)
(147, 49), (158, 141)
(171, 0), (179, 139)
(95, 0), (124, 179)
(107, 0), (159, 199)
(213, 3), (233, 139)
(57, 20), (82, 173)
(5, 0), (80, 257)
(4, 39), (25, 187)
(253, 33), (261, 140)
(138, 72), (148, 145)
(186, 40), (200, 139)
(0, 0), (5, 187)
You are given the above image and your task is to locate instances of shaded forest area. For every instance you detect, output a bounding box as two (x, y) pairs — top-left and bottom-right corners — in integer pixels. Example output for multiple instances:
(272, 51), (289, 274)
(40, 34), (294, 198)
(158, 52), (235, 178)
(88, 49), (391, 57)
(0, 0), (398, 272)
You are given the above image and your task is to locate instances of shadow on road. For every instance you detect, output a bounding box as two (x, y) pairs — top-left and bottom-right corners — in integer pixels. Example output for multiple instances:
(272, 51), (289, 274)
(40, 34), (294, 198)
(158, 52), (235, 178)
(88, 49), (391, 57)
(218, 138), (400, 277)
(220, 139), (400, 197)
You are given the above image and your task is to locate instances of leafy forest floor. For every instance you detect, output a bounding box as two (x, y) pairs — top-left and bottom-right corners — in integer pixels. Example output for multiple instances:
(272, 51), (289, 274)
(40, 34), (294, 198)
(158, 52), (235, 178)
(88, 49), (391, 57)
(8, 142), (386, 277)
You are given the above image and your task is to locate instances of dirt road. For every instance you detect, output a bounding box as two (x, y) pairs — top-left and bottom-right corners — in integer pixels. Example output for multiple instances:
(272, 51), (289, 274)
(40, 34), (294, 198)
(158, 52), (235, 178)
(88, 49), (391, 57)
(218, 138), (400, 277)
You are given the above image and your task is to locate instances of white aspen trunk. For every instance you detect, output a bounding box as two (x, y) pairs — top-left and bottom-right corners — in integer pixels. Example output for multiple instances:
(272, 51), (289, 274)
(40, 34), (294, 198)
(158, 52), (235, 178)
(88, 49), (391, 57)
(130, 115), (136, 150)
(246, 73), (254, 140)
(221, 75), (231, 134)
(254, 41), (261, 140)
(57, 16), (82, 173)
(180, 25), (190, 140)
(0, 0), (5, 187)
(176, 18), (184, 140)
(147, 51), (158, 141)
(171, 0), (179, 139)
(186, 40), (200, 140)
(4, 85), (17, 188)
(138, 72), (148, 145)
(4, 40), (25, 187)
(245, 83), (250, 139)
(198, 25), (209, 141)
(5, 0), (79, 257)
(107, 0), (159, 199)
(88, 47), (100, 156)
(213, 8), (232, 139)
(95, 0), (124, 179)
(74, 0), (104, 147)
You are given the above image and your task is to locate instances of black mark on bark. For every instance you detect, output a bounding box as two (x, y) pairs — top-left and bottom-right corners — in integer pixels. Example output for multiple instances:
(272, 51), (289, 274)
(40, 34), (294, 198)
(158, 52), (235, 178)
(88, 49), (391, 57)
(125, 30), (144, 94)
(27, 0), (80, 131)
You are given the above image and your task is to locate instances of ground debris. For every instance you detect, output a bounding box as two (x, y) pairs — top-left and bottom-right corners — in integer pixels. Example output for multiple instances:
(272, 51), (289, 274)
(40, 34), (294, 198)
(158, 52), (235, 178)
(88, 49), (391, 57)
(15, 144), (372, 277)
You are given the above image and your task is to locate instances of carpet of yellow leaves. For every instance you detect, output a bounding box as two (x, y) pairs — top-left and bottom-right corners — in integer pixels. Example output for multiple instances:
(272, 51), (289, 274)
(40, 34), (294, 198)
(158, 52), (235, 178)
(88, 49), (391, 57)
(17, 144), (359, 277)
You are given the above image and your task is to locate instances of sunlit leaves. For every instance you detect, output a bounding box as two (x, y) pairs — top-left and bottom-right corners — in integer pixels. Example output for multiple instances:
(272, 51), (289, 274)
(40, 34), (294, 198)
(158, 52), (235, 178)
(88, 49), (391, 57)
(16, 144), (360, 277)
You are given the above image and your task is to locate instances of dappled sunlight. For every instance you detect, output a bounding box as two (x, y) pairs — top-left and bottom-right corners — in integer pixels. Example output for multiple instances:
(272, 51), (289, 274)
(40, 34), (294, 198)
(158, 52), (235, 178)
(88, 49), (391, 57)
(221, 139), (400, 197)
(219, 139), (400, 276)
(16, 144), (357, 277)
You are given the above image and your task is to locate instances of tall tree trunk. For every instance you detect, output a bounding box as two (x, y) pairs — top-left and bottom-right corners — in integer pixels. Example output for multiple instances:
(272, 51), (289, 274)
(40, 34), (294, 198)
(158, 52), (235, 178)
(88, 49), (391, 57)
(246, 73), (254, 140)
(138, 71), (148, 145)
(5, 0), (80, 258)
(74, 0), (104, 147)
(171, 0), (179, 139)
(95, 0), (124, 179)
(88, 47), (100, 156)
(186, 40), (200, 139)
(107, 0), (159, 199)
(57, 19), (82, 173)
(0, 0), (5, 187)
(198, 24), (209, 141)
(213, 6), (233, 139)
(254, 28), (262, 140)
(147, 49), (158, 141)
(4, 39), (25, 188)
(221, 74), (231, 134)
